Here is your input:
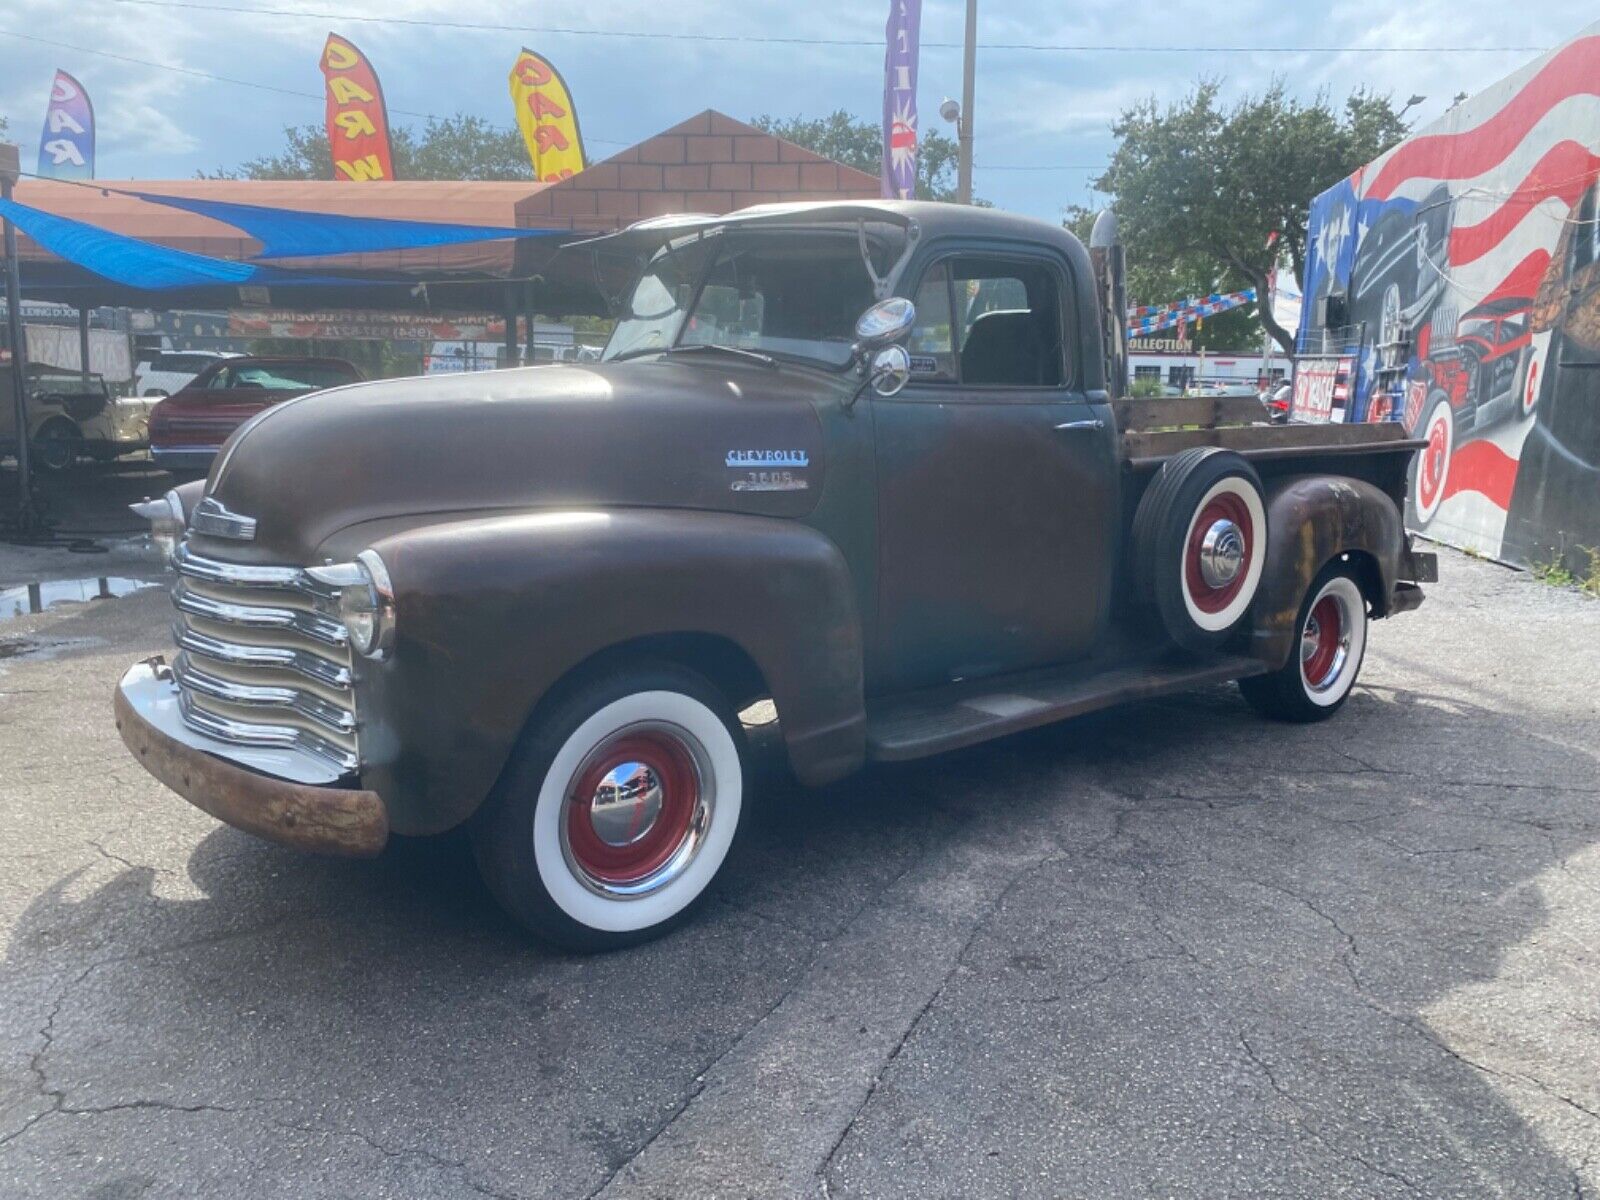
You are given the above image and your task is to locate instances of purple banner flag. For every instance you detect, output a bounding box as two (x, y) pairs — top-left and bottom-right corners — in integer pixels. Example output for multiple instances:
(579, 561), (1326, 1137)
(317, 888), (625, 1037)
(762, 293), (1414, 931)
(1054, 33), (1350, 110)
(881, 0), (921, 199)
(37, 70), (95, 181)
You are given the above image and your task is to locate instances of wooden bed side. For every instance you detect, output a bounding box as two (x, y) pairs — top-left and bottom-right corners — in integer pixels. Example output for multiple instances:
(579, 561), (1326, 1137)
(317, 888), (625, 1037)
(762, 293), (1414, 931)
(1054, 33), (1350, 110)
(1121, 421), (1419, 467)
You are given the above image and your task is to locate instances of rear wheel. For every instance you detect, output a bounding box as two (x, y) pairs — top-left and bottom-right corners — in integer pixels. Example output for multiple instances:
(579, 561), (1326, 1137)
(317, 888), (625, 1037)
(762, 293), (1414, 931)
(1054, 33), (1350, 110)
(1239, 565), (1368, 722)
(471, 662), (746, 952)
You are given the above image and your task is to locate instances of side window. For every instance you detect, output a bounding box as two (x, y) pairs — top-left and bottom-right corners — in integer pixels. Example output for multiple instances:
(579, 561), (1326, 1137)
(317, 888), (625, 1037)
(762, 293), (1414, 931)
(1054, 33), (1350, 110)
(205, 367), (233, 389)
(906, 264), (957, 381)
(949, 256), (1068, 387)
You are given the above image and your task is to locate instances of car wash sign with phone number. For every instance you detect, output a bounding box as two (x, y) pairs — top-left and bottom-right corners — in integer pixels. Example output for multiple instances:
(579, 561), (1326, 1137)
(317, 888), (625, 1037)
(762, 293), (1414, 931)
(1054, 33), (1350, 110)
(1290, 356), (1353, 424)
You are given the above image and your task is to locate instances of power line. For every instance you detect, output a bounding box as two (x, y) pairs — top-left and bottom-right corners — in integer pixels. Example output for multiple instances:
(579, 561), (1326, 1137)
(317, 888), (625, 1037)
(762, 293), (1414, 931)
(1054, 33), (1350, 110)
(0, 29), (1115, 173)
(97, 0), (1550, 54)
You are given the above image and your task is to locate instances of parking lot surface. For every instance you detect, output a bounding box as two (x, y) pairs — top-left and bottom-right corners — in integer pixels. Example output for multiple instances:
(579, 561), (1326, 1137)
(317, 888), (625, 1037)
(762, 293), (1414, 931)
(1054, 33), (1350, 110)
(1, 536), (1597, 1198)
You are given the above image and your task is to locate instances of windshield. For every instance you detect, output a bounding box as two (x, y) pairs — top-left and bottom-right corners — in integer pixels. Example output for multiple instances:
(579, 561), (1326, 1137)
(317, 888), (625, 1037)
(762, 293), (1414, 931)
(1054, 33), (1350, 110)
(603, 230), (879, 368)
(206, 362), (357, 391)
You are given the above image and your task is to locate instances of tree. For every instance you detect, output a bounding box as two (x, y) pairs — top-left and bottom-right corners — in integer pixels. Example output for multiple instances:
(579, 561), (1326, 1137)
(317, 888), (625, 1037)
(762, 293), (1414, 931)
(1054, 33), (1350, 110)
(749, 110), (966, 202)
(1071, 82), (1408, 354)
(211, 113), (535, 181)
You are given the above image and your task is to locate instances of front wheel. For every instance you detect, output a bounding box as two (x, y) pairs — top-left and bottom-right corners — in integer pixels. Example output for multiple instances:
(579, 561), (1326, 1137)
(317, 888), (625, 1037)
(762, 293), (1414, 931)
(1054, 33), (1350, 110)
(31, 419), (80, 472)
(1239, 565), (1369, 722)
(471, 662), (746, 952)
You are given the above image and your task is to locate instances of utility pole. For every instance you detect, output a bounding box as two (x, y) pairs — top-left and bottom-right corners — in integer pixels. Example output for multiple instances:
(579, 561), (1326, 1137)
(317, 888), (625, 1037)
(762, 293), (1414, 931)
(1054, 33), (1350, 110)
(957, 0), (976, 205)
(0, 143), (37, 533)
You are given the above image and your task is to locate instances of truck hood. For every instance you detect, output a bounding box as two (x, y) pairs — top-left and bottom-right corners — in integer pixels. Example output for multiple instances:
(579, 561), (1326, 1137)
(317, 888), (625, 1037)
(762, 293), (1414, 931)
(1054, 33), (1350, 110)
(202, 359), (835, 562)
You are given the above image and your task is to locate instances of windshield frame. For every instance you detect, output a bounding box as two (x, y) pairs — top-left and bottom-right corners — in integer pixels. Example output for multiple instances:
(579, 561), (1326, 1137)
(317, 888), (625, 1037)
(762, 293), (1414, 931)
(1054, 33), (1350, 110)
(602, 226), (896, 371)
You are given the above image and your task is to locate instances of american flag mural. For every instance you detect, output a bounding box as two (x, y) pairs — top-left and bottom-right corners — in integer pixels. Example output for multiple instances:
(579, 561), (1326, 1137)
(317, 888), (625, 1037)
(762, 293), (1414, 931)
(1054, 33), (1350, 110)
(1298, 22), (1600, 568)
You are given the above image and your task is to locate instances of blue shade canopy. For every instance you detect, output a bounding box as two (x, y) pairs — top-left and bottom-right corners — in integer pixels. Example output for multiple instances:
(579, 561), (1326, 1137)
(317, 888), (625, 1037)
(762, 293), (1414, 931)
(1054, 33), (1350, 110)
(0, 198), (355, 290)
(129, 191), (564, 259)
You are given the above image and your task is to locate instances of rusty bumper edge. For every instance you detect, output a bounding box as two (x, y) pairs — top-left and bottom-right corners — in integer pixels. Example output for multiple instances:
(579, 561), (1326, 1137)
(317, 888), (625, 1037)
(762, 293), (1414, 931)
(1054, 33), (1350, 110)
(113, 674), (389, 858)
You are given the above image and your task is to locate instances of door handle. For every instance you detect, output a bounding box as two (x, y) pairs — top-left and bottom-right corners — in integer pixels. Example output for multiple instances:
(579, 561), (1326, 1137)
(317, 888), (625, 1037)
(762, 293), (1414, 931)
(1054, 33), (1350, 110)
(1054, 418), (1105, 431)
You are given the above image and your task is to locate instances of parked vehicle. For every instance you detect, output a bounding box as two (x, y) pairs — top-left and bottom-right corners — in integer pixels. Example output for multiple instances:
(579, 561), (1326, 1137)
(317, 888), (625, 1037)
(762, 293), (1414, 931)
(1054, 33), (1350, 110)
(117, 201), (1434, 950)
(1265, 381), (1293, 423)
(133, 350), (238, 398)
(148, 356), (363, 472)
(0, 365), (153, 471)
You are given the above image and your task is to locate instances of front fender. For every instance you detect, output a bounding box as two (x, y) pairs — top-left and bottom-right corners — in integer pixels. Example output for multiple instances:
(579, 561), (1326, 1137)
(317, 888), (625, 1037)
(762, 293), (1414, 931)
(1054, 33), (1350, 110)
(354, 509), (864, 835)
(1248, 475), (1405, 670)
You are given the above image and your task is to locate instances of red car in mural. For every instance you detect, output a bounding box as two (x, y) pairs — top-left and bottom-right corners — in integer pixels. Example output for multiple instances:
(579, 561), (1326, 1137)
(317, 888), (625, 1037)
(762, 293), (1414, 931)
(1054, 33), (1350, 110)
(149, 356), (363, 473)
(1404, 296), (1536, 524)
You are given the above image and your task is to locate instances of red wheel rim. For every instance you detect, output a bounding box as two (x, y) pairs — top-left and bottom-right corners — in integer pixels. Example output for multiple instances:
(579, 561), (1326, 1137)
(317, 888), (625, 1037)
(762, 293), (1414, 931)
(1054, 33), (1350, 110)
(1184, 490), (1254, 614)
(1419, 415), (1448, 509)
(1301, 596), (1343, 687)
(565, 730), (699, 886)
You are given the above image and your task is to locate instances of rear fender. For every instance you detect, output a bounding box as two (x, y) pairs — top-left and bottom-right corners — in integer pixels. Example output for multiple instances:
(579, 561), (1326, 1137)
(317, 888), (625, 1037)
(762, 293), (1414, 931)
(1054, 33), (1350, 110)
(355, 509), (865, 835)
(1248, 476), (1405, 670)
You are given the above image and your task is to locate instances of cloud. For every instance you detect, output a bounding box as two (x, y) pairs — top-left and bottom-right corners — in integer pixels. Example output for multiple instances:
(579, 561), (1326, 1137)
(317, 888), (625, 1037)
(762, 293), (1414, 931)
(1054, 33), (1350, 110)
(0, 0), (1594, 211)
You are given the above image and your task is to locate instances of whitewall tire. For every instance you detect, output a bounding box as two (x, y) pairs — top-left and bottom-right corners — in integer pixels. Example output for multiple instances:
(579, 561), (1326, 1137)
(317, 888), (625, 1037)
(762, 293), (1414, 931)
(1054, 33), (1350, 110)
(1240, 564), (1369, 723)
(473, 664), (746, 951)
(1131, 447), (1269, 653)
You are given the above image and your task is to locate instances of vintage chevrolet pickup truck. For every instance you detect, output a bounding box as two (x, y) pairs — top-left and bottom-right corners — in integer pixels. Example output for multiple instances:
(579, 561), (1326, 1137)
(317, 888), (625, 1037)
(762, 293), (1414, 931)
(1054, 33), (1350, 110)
(116, 201), (1435, 950)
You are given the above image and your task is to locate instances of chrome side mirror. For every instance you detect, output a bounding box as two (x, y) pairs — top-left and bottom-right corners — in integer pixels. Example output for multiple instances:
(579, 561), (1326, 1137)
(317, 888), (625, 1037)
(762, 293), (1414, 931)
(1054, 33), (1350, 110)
(853, 296), (916, 350)
(869, 345), (912, 397)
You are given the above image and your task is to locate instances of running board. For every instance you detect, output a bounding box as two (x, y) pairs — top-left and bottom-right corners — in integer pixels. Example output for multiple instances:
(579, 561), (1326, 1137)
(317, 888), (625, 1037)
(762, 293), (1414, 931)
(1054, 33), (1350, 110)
(864, 653), (1268, 762)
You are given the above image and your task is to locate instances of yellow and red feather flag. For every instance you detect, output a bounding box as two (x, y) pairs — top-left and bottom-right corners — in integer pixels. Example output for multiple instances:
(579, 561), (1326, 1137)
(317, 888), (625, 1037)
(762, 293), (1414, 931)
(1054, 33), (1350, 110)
(320, 33), (396, 182)
(509, 49), (586, 182)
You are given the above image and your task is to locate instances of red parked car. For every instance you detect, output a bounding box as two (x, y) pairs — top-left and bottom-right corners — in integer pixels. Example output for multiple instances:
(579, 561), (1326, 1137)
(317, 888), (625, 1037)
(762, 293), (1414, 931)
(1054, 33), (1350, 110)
(149, 356), (363, 473)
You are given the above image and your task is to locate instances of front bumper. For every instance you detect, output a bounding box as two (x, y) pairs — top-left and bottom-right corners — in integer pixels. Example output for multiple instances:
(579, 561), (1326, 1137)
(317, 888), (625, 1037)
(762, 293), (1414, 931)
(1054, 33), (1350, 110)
(114, 659), (388, 857)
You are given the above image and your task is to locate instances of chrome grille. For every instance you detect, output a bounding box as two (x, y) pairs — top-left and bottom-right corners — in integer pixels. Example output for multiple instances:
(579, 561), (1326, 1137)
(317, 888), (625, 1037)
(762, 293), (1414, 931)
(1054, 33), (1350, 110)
(169, 541), (359, 775)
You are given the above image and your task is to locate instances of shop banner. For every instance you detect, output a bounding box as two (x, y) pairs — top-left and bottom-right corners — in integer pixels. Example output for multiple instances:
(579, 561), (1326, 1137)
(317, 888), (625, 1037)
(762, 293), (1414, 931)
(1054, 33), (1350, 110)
(880, 0), (921, 199)
(321, 34), (396, 181)
(36, 70), (94, 181)
(1290, 356), (1354, 424)
(229, 309), (505, 342)
(509, 49), (587, 182)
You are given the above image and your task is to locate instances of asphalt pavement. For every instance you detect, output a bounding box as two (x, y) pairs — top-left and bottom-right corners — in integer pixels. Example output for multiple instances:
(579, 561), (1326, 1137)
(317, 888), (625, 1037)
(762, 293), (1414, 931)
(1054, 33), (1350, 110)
(0, 534), (1597, 1198)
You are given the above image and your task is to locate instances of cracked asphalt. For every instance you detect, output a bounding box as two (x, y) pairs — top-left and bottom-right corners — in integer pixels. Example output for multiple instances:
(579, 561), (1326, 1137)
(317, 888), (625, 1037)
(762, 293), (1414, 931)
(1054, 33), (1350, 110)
(2, 538), (1598, 1198)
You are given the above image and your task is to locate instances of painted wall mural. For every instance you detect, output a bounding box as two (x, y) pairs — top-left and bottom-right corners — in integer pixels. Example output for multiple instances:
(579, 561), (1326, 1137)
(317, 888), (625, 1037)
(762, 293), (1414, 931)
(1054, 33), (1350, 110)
(1298, 23), (1600, 568)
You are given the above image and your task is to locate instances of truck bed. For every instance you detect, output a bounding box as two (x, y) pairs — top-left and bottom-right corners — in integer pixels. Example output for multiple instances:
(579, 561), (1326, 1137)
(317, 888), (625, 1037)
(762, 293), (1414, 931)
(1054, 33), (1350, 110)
(1113, 396), (1422, 469)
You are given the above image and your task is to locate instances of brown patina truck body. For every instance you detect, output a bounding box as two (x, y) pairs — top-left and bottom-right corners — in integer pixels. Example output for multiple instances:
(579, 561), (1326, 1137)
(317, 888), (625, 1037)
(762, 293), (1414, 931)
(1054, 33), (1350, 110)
(113, 201), (1433, 942)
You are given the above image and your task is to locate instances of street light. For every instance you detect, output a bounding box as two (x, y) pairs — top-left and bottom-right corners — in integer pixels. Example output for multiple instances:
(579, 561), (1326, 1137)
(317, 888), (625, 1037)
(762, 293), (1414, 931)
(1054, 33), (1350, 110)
(1399, 93), (1427, 121)
(938, 0), (977, 204)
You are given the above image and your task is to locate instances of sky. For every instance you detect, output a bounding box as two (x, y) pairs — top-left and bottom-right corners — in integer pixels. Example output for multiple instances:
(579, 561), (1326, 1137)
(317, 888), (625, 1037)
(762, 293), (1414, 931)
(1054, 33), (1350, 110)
(0, 0), (1592, 223)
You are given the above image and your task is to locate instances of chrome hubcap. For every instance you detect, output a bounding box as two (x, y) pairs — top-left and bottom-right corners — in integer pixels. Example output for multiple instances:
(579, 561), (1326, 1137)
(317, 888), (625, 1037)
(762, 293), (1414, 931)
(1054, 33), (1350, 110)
(1301, 594), (1352, 692)
(1199, 519), (1246, 589)
(560, 721), (715, 899)
(588, 761), (664, 847)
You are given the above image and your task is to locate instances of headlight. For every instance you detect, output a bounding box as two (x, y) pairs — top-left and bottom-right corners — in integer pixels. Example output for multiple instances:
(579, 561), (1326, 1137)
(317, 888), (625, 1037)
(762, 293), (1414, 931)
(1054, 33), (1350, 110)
(129, 489), (185, 562)
(307, 550), (395, 659)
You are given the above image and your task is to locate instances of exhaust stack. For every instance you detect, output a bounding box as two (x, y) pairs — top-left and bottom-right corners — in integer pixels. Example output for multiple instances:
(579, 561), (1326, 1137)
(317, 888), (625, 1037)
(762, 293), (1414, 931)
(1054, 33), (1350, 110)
(1088, 209), (1127, 399)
